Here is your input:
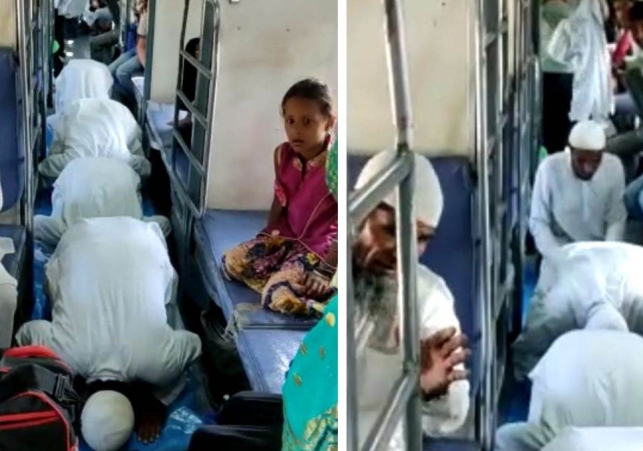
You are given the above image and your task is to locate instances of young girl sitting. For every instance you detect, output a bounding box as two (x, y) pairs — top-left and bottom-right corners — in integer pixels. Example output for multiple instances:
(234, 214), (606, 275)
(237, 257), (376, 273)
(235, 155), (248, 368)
(222, 79), (338, 317)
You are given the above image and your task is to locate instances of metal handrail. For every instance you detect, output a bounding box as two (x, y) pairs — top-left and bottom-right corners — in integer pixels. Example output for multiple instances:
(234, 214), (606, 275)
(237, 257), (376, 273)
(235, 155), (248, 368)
(16, 0), (33, 232)
(347, 0), (421, 449)
(474, 0), (492, 447)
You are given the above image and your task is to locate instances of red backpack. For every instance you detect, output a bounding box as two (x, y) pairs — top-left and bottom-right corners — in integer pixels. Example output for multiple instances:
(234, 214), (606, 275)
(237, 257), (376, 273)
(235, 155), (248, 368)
(0, 346), (81, 451)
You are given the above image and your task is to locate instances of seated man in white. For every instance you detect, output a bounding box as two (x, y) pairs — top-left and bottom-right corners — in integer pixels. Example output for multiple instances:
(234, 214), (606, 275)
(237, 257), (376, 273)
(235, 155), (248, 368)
(35, 157), (170, 251)
(512, 241), (643, 380)
(15, 217), (201, 449)
(0, 180), (18, 349)
(529, 120), (627, 261)
(53, 59), (113, 116)
(353, 150), (470, 449)
(541, 427), (643, 451)
(40, 98), (150, 179)
(497, 330), (643, 451)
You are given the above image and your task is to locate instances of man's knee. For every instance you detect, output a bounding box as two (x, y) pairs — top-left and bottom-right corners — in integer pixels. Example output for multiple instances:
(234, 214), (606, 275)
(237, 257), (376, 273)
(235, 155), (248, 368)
(115, 64), (131, 84)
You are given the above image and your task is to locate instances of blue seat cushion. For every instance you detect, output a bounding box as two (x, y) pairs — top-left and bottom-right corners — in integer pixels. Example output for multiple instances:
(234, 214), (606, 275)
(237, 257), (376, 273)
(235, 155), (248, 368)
(424, 438), (481, 451)
(348, 154), (481, 394)
(146, 102), (175, 150)
(0, 50), (25, 212)
(146, 102), (190, 151)
(193, 210), (318, 330)
(236, 329), (305, 393)
(0, 225), (26, 279)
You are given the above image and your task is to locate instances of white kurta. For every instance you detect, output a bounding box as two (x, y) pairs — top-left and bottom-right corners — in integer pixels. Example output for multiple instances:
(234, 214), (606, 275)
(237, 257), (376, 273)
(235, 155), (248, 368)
(34, 157), (170, 250)
(358, 265), (470, 449)
(57, 0), (89, 18)
(498, 331), (643, 451)
(513, 241), (643, 380)
(16, 218), (201, 396)
(547, 0), (613, 122)
(54, 59), (113, 115)
(541, 427), (643, 451)
(0, 168), (18, 349)
(0, 237), (18, 349)
(40, 98), (149, 179)
(540, 1), (574, 74)
(529, 151), (626, 260)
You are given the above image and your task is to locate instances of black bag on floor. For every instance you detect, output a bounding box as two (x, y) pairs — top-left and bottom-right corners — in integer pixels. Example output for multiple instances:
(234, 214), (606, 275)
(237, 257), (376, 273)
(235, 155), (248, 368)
(200, 307), (251, 406)
(217, 391), (283, 426)
(188, 392), (283, 451)
(0, 346), (81, 451)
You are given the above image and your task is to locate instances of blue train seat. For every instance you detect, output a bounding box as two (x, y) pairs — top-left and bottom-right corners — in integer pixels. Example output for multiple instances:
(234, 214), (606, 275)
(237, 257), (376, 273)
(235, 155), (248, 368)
(192, 209), (318, 331)
(235, 328), (305, 393)
(145, 101), (190, 151)
(424, 437), (481, 451)
(0, 49), (30, 316)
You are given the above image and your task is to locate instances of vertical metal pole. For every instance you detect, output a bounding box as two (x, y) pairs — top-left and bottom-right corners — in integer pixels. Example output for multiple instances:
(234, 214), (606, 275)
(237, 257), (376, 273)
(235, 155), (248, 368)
(383, 0), (413, 149)
(382, 0), (421, 449)
(17, 0), (33, 233)
(200, 0), (221, 215)
(40, 0), (49, 161)
(474, 0), (492, 448)
(346, 237), (359, 451)
(396, 160), (420, 451)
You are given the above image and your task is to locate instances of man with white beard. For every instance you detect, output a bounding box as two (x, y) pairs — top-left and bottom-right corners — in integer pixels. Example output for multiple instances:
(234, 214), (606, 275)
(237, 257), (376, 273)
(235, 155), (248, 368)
(352, 150), (471, 449)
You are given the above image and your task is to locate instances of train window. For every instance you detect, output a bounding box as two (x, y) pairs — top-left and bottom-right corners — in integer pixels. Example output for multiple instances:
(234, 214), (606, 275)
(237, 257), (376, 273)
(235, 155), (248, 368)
(169, 0), (218, 215)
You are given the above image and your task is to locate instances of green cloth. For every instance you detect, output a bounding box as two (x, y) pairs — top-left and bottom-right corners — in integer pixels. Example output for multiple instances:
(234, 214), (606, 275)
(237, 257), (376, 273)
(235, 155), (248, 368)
(325, 139), (338, 201)
(52, 40), (60, 54)
(281, 295), (338, 450)
(280, 135), (338, 449)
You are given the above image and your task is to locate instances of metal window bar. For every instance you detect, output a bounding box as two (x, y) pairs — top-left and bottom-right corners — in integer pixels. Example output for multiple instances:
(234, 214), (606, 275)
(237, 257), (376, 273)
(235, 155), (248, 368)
(474, 0), (494, 447)
(39, 0), (50, 162)
(29, 0), (44, 187)
(44, 0), (54, 101)
(120, 0), (132, 49)
(347, 0), (421, 449)
(170, 0), (220, 218)
(15, 0), (42, 235)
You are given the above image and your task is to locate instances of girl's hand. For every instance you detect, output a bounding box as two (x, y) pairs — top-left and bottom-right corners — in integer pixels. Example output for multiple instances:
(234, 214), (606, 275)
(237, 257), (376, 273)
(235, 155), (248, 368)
(303, 271), (331, 298)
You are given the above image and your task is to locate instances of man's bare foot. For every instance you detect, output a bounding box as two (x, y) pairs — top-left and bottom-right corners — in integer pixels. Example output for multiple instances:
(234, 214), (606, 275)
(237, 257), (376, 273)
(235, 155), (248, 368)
(135, 392), (167, 444)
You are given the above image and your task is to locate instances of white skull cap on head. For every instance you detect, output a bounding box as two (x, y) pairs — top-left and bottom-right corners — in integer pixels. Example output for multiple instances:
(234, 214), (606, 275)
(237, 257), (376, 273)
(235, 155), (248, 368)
(354, 149), (444, 227)
(81, 390), (135, 451)
(568, 120), (606, 151)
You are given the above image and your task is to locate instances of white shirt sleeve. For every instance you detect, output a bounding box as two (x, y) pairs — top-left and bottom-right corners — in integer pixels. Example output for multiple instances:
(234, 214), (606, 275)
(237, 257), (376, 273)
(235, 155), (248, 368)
(418, 270), (470, 436)
(529, 161), (570, 259)
(604, 158), (627, 242)
(547, 20), (574, 66)
(48, 111), (67, 156)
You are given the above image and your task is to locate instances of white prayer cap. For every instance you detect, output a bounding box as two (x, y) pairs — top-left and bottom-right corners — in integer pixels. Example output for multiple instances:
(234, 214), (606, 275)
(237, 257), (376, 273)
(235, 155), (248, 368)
(81, 390), (135, 451)
(568, 120), (606, 151)
(354, 150), (444, 227)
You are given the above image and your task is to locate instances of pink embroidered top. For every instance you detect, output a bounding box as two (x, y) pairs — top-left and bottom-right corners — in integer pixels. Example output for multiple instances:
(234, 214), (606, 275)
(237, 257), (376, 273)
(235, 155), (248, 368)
(262, 140), (338, 264)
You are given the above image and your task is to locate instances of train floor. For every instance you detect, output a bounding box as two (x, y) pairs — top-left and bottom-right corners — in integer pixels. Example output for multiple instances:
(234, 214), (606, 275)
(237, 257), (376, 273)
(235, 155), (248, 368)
(497, 256), (537, 428)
